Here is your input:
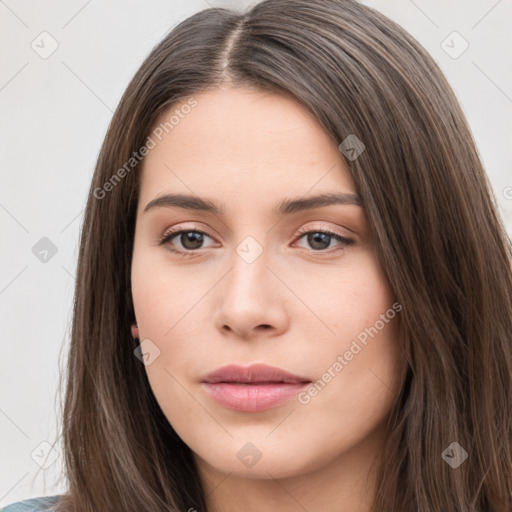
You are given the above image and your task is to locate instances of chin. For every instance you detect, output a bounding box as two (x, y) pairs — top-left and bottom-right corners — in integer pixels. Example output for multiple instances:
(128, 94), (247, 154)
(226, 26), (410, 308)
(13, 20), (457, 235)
(192, 437), (332, 481)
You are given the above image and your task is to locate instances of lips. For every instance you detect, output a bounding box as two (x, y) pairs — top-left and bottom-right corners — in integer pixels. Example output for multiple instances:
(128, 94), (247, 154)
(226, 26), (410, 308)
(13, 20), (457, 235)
(201, 363), (310, 384)
(201, 364), (311, 412)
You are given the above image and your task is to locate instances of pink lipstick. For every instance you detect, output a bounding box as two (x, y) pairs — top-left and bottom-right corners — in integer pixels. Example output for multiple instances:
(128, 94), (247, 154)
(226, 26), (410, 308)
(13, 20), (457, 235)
(201, 364), (310, 412)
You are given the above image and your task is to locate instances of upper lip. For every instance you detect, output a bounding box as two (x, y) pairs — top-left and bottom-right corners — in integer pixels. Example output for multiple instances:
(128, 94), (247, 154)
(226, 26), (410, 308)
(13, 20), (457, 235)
(202, 364), (311, 384)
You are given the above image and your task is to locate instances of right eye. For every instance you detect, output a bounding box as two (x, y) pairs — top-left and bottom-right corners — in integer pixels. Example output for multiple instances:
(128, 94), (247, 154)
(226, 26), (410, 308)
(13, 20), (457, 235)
(159, 229), (217, 254)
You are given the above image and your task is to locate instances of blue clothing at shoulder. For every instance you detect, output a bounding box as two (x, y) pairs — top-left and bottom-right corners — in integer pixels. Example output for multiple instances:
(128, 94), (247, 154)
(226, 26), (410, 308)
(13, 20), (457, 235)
(1, 495), (62, 512)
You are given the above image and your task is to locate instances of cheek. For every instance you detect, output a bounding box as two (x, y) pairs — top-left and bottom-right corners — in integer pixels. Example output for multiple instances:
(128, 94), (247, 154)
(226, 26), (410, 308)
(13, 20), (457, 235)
(131, 253), (203, 430)
(130, 246), (208, 385)
(299, 318), (403, 449)
(295, 252), (403, 427)
(130, 244), (201, 341)
(298, 250), (396, 345)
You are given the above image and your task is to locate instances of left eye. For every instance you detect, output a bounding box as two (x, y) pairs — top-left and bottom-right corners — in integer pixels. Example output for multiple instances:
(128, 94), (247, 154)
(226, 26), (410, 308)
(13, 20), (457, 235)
(293, 230), (354, 252)
(159, 229), (353, 254)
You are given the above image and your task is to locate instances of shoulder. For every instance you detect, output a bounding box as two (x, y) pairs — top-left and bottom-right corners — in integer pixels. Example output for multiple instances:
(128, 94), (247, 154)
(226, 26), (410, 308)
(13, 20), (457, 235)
(1, 495), (62, 512)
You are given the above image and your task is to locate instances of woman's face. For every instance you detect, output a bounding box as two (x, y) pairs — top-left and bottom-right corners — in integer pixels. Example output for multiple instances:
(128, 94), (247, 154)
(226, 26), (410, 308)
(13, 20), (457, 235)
(131, 86), (405, 482)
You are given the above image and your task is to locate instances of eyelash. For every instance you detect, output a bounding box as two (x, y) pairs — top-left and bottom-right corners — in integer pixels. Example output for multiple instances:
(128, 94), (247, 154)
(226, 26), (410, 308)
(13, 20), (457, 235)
(157, 226), (354, 257)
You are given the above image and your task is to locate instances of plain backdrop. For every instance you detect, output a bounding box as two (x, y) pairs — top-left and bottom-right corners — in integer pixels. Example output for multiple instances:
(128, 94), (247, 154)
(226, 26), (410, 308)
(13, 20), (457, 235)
(1, 0), (511, 506)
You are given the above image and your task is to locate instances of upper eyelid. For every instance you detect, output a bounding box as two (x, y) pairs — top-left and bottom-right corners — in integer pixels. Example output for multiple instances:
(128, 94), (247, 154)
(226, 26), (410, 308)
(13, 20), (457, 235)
(160, 222), (351, 240)
(160, 224), (215, 240)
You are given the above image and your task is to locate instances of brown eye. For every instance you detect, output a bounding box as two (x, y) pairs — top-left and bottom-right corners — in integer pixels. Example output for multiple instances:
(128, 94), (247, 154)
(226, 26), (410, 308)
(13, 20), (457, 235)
(294, 229), (354, 252)
(160, 230), (216, 253)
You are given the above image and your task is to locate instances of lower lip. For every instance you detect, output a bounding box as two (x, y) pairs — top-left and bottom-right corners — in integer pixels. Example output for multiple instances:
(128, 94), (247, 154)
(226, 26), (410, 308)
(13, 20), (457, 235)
(201, 382), (309, 412)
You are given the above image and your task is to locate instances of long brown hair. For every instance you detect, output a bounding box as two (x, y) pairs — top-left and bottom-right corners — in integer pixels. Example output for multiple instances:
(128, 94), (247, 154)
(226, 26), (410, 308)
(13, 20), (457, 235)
(53, 0), (512, 510)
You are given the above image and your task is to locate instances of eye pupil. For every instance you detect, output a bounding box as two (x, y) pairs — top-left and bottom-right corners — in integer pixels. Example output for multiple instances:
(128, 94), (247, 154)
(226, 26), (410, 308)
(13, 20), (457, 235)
(308, 232), (331, 250)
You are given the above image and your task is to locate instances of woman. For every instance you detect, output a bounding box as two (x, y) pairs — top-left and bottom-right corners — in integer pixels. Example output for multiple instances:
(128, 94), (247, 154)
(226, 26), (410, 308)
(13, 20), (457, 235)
(3, 0), (511, 510)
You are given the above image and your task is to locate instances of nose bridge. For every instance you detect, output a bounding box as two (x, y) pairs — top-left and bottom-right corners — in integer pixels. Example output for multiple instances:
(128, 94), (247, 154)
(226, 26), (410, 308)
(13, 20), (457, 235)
(227, 234), (270, 300)
(213, 232), (288, 337)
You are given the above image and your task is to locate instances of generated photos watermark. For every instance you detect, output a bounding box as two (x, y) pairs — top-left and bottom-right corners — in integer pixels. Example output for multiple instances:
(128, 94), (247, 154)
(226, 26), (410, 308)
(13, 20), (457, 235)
(298, 302), (402, 405)
(93, 97), (198, 200)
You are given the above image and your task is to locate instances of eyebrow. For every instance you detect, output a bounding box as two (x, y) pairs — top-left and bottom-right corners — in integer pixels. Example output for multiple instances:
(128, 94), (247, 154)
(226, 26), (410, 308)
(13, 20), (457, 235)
(143, 192), (362, 217)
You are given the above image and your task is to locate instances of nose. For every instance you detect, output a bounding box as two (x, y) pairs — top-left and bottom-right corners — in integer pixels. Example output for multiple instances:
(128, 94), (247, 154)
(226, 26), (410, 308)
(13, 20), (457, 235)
(212, 244), (289, 340)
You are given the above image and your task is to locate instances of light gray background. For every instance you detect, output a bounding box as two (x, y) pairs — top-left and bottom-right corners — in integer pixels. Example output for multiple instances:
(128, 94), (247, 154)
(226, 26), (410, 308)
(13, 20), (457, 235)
(1, 0), (511, 506)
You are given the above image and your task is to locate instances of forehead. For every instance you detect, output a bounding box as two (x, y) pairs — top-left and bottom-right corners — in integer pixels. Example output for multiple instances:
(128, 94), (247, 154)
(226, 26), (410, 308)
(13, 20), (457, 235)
(138, 86), (355, 209)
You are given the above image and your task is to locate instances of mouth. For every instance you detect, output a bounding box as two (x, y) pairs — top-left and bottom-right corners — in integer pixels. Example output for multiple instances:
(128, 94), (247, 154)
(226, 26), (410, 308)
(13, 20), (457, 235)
(202, 363), (310, 384)
(201, 364), (311, 412)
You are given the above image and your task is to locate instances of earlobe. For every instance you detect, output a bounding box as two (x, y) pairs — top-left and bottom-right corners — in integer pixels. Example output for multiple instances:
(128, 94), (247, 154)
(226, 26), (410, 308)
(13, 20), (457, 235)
(131, 323), (139, 340)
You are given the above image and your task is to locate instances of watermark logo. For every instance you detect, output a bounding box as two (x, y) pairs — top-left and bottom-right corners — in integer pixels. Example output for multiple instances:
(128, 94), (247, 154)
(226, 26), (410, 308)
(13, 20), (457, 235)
(31, 440), (60, 469)
(32, 237), (58, 263)
(237, 442), (263, 468)
(338, 134), (365, 161)
(441, 31), (469, 59)
(441, 441), (468, 468)
(134, 338), (161, 366)
(236, 236), (264, 264)
(31, 31), (59, 59)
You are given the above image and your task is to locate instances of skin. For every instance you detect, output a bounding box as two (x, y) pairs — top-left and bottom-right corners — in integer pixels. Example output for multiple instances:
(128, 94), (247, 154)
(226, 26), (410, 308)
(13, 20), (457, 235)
(131, 85), (406, 512)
